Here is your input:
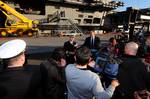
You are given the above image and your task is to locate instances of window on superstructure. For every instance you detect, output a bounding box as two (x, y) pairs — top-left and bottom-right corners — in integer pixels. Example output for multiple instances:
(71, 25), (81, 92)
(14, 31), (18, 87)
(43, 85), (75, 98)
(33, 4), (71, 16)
(78, 14), (84, 18)
(55, 6), (60, 9)
(84, 19), (92, 24)
(93, 18), (100, 24)
(88, 15), (93, 18)
(75, 19), (81, 24)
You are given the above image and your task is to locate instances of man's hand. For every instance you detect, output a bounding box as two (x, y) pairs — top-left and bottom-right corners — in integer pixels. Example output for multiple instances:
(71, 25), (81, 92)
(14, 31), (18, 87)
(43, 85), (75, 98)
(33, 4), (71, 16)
(88, 60), (95, 68)
(111, 79), (119, 88)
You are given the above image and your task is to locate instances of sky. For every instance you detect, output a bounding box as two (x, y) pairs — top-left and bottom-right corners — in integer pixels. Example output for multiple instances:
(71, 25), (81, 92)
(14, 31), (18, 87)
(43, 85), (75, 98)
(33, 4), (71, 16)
(115, 0), (150, 11)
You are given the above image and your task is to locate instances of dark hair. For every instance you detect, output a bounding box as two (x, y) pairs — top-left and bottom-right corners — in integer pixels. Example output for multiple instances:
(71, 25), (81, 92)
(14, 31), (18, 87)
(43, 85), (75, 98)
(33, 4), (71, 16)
(75, 46), (92, 66)
(51, 47), (66, 61)
(109, 37), (116, 43)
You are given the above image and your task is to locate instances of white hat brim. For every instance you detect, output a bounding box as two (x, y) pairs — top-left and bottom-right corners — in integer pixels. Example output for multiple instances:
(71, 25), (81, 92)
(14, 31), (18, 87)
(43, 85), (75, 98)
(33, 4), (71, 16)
(0, 39), (26, 59)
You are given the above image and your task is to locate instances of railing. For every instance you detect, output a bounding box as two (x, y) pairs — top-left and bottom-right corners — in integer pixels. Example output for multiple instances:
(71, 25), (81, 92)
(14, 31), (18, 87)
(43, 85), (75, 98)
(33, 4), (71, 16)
(48, 11), (60, 22)
(38, 11), (83, 35)
(67, 19), (82, 33)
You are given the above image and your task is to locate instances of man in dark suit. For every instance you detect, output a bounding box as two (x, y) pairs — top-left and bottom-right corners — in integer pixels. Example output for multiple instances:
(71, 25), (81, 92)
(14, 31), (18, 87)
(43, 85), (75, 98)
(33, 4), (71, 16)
(83, 30), (101, 59)
(83, 30), (101, 50)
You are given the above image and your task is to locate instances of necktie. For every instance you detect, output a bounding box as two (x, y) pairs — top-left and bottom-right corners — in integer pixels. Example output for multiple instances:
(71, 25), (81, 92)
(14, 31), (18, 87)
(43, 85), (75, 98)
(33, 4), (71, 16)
(92, 38), (94, 46)
(91, 37), (94, 47)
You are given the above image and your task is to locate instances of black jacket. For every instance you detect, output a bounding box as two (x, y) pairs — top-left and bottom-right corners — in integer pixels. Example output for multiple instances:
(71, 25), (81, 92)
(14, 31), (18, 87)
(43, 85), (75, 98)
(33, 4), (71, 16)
(112, 55), (150, 99)
(24, 59), (66, 99)
(0, 66), (37, 99)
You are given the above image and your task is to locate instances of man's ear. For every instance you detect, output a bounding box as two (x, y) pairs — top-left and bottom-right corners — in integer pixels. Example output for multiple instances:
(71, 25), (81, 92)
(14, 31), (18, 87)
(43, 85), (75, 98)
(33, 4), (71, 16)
(60, 58), (66, 67)
(21, 53), (25, 61)
(88, 57), (95, 67)
(88, 57), (93, 62)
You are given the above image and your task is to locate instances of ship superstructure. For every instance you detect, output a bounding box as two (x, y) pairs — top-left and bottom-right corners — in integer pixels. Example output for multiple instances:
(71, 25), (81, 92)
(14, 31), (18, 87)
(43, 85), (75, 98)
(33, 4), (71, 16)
(4, 0), (123, 35)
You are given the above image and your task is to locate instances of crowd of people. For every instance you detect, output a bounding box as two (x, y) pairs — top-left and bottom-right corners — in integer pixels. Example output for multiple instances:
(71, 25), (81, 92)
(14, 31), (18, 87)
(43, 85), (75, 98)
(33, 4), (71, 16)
(0, 30), (150, 99)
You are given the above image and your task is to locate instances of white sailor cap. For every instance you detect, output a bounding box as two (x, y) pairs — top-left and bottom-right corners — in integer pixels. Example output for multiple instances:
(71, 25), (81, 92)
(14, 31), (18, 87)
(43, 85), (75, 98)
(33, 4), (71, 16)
(0, 39), (26, 59)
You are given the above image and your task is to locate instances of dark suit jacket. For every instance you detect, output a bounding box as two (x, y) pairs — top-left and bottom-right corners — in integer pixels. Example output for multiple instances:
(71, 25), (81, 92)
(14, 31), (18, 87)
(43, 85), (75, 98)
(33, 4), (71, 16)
(83, 36), (101, 50)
